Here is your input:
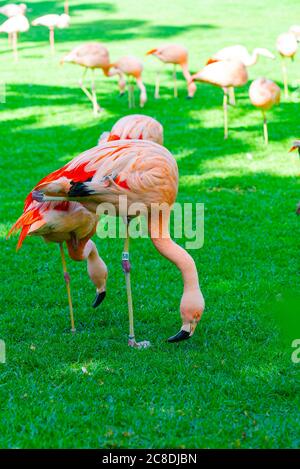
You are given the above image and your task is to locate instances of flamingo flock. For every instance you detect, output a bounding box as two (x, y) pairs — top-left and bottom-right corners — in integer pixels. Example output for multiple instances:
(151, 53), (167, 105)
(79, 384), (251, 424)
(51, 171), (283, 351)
(2, 3), (300, 347)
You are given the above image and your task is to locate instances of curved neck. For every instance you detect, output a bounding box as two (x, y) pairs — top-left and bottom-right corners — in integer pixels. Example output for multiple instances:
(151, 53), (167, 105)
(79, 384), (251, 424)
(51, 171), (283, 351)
(246, 50), (259, 66)
(180, 62), (192, 83)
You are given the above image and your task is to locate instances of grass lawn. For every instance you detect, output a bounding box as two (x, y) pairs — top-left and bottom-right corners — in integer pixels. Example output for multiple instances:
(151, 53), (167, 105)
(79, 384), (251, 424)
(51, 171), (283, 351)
(0, 0), (300, 449)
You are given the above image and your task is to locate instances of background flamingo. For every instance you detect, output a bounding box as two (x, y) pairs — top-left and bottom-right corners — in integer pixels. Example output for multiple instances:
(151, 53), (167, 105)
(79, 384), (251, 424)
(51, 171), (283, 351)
(276, 32), (298, 98)
(99, 114), (163, 145)
(32, 13), (70, 54)
(211, 44), (274, 104)
(146, 44), (196, 99)
(109, 56), (147, 108)
(0, 13), (29, 61)
(191, 59), (248, 139)
(61, 42), (113, 115)
(249, 77), (280, 144)
(289, 25), (300, 41)
(0, 3), (27, 17)
(28, 140), (204, 346)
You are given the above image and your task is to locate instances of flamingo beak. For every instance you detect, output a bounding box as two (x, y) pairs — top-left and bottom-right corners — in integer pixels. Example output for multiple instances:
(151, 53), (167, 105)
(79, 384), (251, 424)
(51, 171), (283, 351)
(146, 48), (157, 56)
(92, 291), (106, 308)
(167, 320), (197, 343)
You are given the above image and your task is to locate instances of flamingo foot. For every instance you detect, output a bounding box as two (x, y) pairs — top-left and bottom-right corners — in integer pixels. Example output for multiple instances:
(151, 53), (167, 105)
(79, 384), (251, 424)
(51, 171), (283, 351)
(92, 291), (106, 308)
(128, 338), (151, 349)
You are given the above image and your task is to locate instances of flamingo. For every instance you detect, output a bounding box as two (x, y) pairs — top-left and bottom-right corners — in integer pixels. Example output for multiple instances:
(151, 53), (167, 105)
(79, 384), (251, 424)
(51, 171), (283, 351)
(32, 14), (70, 54)
(211, 45), (275, 104)
(276, 32), (298, 98)
(0, 3), (27, 17)
(249, 78), (280, 144)
(0, 14), (29, 61)
(8, 115), (164, 339)
(109, 56), (147, 108)
(16, 140), (205, 346)
(191, 59), (248, 139)
(61, 42), (123, 116)
(99, 114), (163, 145)
(289, 25), (300, 42)
(146, 44), (196, 99)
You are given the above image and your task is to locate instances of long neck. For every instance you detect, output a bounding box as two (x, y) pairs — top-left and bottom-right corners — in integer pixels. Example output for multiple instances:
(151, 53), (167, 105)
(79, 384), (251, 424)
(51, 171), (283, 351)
(150, 236), (200, 293)
(246, 50), (258, 66)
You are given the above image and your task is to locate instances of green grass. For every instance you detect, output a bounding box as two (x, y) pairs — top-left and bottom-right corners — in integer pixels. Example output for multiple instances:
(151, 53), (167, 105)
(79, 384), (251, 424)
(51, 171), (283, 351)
(1, 0), (300, 449)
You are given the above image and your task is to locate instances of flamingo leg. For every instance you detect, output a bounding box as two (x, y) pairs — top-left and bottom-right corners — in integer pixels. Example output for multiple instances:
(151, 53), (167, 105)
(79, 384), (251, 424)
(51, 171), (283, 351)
(65, 0), (69, 15)
(49, 27), (55, 55)
(223, 90), (228, 139)
(12, 31), (18, 63)
(173, 64), (178, 98)
(91, 68), (101, 115)
(229, 86), (236, 106)
(79, 68), (96, 112)
(262, 110), (268, 145)
(127, 76), (135, 109)
(59, 243), (76, 333)
(281, 58), (289, 99)
(155, 70), (160, 99)
(122, 218), (150, 349)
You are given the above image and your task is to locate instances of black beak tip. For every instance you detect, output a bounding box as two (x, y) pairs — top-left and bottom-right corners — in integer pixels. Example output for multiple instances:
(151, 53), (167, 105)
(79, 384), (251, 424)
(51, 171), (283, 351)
(92, 291), (106, 308)
(186, 95), (193, 100)
(167, 329), (191, 343)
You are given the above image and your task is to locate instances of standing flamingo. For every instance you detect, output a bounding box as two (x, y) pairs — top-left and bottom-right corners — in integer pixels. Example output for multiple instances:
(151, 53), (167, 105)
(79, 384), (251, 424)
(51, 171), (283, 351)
(146, 44), (196, 99)
(276, 32), (298, 98)
(0, 3), (27, 17)
(249, 77), (280, 144)
(211, 45), (275, 104)
(23, 140), (204, 346)
(99, 114), (163, 145)
(61, 43), (123, 116)
(191, 59), (248, 139)
(109, 56), (147, 108)
(32, 14), (70, 54)
(0, 14), (29, 61)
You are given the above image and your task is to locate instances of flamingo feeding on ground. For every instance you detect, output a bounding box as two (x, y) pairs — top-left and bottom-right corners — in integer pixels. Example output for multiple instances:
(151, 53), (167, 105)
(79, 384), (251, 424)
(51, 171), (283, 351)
(146, 44), (196, 99)
(99, 114), (163, 145)
(109, 56), (147, 108)
(0, 3), (26, 17)
(0, 13), (29, 61)
(276, 32), (298, 98)
(191, 59), (248, 139)
(32, 14), (70, 54)
(61, 42), (123, 116)
(211, 45), (275, 104)
(13, 140), (205, 346)
(249, 77), (280, 144)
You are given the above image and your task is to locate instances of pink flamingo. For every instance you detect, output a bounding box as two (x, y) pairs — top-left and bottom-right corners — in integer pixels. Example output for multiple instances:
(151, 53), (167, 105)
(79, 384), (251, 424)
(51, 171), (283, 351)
(8, 115), (167, 341)
(191, 58), (248, 139)
(99, 114), (163, 145)
(146, 44), (196, 99)
(32, 13), (70, 54)
(61, 43), (124, 116)
(249, 78), (280, 144)
(109, 56), (147, 108)
(0, 14), (29, 61)
(11, 140), (204, 346)
(0, 3), (27, 17)
(276, 32), (298, 98)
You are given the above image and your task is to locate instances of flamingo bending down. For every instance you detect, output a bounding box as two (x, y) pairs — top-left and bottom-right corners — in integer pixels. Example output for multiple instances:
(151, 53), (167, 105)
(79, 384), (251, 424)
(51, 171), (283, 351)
(249, 78), (280, 144)
(146, 44), (196, 99)
(109, 56), (147, 108)
(61, 43), (123, 116)
(276, 32), (298, 98)
(23, 140), (205, 345)
(32, 14), (70, 54)
(99, 114), (163, 145)
(0, 3), (26, 17)
(0, 13), (29, 61)
(191, 59), (248, 139)
(211, 45), (275, 104)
